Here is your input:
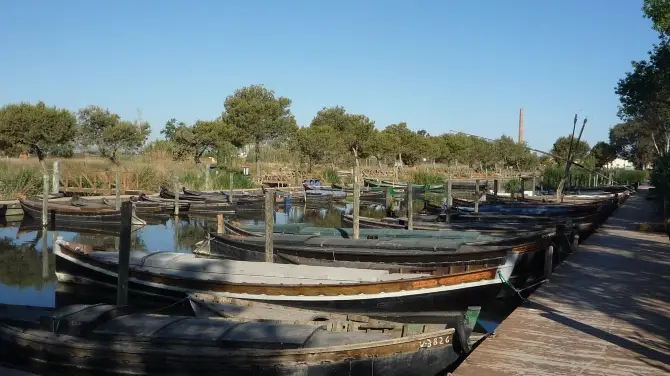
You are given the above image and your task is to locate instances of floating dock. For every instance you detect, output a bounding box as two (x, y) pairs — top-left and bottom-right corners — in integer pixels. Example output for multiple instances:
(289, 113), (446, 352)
(455, 187), (670, 375)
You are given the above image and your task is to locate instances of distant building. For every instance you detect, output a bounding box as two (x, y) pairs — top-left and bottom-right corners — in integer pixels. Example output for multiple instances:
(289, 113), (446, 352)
(606, 158), (634, 170)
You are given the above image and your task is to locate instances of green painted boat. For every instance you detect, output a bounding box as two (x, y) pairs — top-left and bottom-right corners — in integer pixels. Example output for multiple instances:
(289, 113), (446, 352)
(224, 221), (495, 241)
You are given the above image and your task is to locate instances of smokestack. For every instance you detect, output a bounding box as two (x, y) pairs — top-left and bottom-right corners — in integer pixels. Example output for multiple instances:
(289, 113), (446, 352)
(518, 108), (524, 144)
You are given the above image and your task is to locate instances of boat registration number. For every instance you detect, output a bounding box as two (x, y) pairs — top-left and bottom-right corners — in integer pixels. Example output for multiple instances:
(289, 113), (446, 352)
(418, 335), (451, 349)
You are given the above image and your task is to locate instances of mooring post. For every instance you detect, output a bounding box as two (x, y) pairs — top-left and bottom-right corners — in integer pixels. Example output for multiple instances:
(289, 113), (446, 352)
(42, 174), (49, 227)
(205, 163), (211, 191)
(52, 160), (60, 194)
(474, 179), (480, 214)
(447, 180), (453, 206)
(42, 228), (49, 279)
(385, 186), (393, 210)
(217, 212), (224, 234)
(115, 171), (121, 210)
(520, 178), (526, 200)
(353, 162), (361, 239)
(117, 201), (132, 305)
(229, 172), (234, 203)
(173, 176), (180, 216)
(442, 181), (448, 205)
(609, 172), (613, 186)
(544, 245), (554, 279)
(532, 175), (537, 196)
(264, 190), (274, 263)
(406, 182), (413, 230)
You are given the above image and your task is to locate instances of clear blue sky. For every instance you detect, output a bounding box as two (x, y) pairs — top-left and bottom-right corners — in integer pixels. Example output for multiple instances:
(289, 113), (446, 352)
(0, 0), (659, 152)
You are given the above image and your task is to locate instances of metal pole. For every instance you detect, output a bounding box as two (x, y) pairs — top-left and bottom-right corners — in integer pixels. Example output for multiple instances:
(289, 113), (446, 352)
(406, 182), (413, 230)
(115, 171), (121, 210)
(42, 174), (49, 227)
(51, 160), (60, 194)
(264, 190), (274, 262)
(117, 201), (132, 305)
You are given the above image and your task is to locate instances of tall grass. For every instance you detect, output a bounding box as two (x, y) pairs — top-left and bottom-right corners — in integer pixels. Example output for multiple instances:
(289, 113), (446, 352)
(0, 162), (43, 199)
(541, 166), (648, 189)
(410, 171), (445, 186)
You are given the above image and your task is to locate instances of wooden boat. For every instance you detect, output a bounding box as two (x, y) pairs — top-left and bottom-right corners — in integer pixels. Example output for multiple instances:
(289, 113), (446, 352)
(0, 303), (469, 376)
(160, 187), (229, 203)
(17, 218), (126, 237)
(222, 220), (495, 240)
(183, 187), (230, 197)
(0, 200), (23, 218)
(54, 239), (516, 315)
(19, 198), (146, 226)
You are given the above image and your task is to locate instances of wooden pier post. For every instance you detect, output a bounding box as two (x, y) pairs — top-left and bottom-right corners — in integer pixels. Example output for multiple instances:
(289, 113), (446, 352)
(493, 179), (499, 200)
(264, 190), (274, 262)
(42, 229), (49, 279)
(51, 160), (60, 194)
(406, 182), (413, 230)
(229, 172), (234, 203)
(205, 163), (211, 191)
(520, 178), (526, 200)
(353, 162), (361, 240)
(217, 213), (224, 234)
(385, 186), (393, 210)
(474, 179), (480, 214)
(609, 172), (613, 186)
(447, 180), (453, 206)
(544, 245), (554, 278)
(115, 171), (121, 210)
(42, 174), (49, 227)
(442, 182), (448, 205)
(532, 175), (537, 196)
(117, 201), (132, 306)
(173, 176), (180, 216)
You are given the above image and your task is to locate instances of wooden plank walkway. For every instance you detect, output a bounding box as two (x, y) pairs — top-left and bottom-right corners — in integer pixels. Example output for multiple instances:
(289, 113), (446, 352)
(455, 187), (670, 376)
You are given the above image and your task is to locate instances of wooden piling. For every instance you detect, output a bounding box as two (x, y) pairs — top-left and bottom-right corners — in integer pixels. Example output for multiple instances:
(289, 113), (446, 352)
(115, 171), (121, 210)
(117, 201), (133, 306)
(51, 160), (60, 194)
(447, 180), (453, 206)
(173, 176), (180, 216)
(353, 162), (361, 240)
(229, 172), (234, 203)
(385, 186), (393, 209)
(520, 178), (525, 200)
(406, 182), (413, 230)
(42, 174), (49, 227)
(442, 182), (448, 205)
(264, 190), (274, 263)
(544, 245), (554, 278)
(42, 229), (49, 280)
(474, 179), (480, 214)
(532, 175), (537, 196)
(217, 213), (224, 234)
(205, 163), (211, 191)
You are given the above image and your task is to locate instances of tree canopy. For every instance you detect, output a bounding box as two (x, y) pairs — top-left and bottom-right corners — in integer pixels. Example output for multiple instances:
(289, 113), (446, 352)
(310, 106), (375, 160)
(550, 136), (590, 163)
(77, 105), (150, 164)
(222, 85), (297, 176)
(0, 101), (76, 169)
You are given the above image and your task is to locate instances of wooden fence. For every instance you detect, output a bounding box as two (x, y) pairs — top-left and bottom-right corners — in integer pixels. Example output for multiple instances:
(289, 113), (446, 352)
(59, 171), (142, 195)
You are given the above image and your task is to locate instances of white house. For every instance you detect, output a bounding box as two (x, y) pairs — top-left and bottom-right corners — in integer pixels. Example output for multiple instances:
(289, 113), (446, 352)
(606, 158), (634, 170)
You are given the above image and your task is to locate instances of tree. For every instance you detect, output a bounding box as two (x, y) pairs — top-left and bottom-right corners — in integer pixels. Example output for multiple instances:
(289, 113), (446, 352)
(293, 125), (343, 171)
(550, 136), (590, 163)
(310, 106), (375, 162)
(172, 120), (234, 164)
(0, 101), (76, 170)
(643, 0), (670, 36)
(77, 105), (150, 164)
(590, 141), (617, 168)
(222, 85), (297, 177)
(161, 118), (185, 141)
(609, 122), (656, 168)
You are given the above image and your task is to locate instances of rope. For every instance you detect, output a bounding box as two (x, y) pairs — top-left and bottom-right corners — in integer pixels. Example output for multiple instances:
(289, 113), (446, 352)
(152, 296), (190, 313)
(497, 270), (528, 301)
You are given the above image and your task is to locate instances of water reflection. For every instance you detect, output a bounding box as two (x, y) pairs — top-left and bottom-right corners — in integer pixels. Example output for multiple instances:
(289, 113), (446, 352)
(0, 203), (386, 308)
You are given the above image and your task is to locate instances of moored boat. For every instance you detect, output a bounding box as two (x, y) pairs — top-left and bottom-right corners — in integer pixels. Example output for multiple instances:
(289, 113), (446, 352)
(0, 303), (470, 376)
(19, 197), (146, 226)
(54, 239), (516, 316)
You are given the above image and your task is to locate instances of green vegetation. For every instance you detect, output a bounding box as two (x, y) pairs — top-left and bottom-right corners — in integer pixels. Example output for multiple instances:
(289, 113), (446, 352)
(411, 171), (445, 186)
(0, 162), (43, 199)
(503, 179), (522, 194)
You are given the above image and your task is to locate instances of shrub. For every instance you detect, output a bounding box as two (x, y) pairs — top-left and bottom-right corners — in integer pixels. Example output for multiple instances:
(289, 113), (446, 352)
(411, 171), (444, 186)
(323, 169), (341, 185)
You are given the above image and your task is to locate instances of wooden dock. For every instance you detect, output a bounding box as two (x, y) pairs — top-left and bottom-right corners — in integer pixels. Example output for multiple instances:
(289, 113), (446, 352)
(455, 187), (670, 376)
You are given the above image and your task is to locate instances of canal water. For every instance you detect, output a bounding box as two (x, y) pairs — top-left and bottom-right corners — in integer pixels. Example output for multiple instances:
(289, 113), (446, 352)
(0, 201), (516, 331)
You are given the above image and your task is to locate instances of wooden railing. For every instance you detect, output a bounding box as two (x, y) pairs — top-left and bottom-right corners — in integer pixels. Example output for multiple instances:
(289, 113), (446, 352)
(59, 171), (141, 195)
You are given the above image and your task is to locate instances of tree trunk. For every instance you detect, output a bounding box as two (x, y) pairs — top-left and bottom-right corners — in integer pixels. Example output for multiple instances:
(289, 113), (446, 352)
(308, 157), (313, 173)
(255, 140), (261, 179)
